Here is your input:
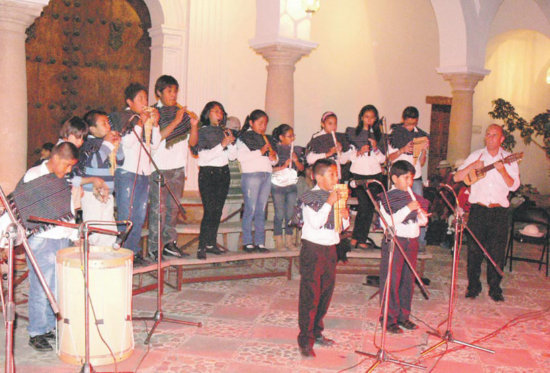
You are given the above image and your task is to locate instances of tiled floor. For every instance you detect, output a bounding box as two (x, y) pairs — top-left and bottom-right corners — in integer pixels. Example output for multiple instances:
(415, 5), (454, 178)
(1, 241), (549, 372)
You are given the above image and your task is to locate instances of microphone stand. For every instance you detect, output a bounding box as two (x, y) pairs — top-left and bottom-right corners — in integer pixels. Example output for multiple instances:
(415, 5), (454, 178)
(421, 184), (500, 356)
(129, 125), (201, 345)
(381, 117), (392, 190)
(0, 187), (61, 373)
(354, 179), (429, 372)
(79, 220), (129, 373)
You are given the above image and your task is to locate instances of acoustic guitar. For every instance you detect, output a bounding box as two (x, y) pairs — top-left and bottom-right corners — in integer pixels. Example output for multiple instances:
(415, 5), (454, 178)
(464, 152), (523, 186)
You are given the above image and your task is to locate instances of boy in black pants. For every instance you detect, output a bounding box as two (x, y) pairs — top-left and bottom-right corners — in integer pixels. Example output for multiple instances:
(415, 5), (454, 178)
(378, 160), (429, 333)
(296, 159), (349, 358)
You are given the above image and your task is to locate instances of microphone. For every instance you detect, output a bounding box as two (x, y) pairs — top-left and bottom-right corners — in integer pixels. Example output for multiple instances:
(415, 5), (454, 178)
(349, 179), (371, 188)
(113, 221), (132, 250)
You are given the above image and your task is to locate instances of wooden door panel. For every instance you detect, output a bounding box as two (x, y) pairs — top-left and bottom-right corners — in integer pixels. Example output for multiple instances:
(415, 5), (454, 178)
(25, 0), (151, 166)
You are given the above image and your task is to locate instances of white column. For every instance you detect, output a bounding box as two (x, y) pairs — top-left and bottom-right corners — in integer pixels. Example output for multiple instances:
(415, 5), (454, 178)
(251, 41), (316, 126)
(148, 25), (187, 102)
(441, 72), (487, 163)
(0, 0), (48, 193)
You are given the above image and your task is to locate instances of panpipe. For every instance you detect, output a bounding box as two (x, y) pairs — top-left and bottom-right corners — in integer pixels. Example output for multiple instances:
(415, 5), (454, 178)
(142, 107), (156, 146)
(412, 136), (428, 163)
(389, 123), (429, 153)
(6, 173), (74, 236)
(107, 131), (121, 176)
(333, 184), (349, 233)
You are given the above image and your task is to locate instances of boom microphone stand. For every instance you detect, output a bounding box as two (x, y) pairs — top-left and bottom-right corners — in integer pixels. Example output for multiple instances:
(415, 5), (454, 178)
(0, 187), (61, 373)
(129, 124), (201, 345)
(352, 179), (429, 372)
(421, 184), (500, 356)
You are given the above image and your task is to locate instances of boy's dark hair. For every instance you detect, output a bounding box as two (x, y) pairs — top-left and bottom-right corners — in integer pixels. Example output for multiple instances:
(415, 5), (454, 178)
(199, 101), (226, 127)
(272, 124), (292, 143)
(51, 141), (79, 161)
(59, 116), (88, 139)
(42, 142), (54, 152)
(154, 75), (179, 97)
(312, 158), (336, 177)
(402, 106), (419, 120)
(390, 160), (415, 179)
(83, 110), (108, 128)
(124, 83), (147, 102)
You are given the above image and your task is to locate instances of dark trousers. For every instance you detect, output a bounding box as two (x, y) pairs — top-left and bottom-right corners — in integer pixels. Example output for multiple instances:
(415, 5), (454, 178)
(351, 172), (382, 243)
(298, 239), (337, 349)
(379, 236), (418, 325)
(198, 166), (230, 248)
(467, 204), (508, 296)
(148, 167), (185, 253)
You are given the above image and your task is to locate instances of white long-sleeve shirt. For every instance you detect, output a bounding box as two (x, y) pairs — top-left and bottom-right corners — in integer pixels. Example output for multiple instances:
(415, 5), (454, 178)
(119, 125), (161, 175)
(458, 147), (520, 208)
(378, 187), (419, 239)
(236, 138), (277, 173)
(349, 147), (386, 175)
(198, 143), (237, 167)
(301, 186), (350, 246)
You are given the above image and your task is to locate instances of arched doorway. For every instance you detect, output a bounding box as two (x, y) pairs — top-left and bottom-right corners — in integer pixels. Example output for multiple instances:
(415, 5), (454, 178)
(25, 0), (151, 166)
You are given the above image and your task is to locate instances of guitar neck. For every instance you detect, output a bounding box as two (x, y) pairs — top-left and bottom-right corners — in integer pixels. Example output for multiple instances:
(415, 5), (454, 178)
(476, 153), (521, 175)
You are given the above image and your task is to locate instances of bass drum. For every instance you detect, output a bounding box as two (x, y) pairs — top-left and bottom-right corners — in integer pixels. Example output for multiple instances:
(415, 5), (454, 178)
(56, 246), (134, 366)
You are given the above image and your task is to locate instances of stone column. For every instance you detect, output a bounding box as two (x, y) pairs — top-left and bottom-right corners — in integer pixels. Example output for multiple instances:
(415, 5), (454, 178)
(0, 1), (47, 193)
(148, 25), (187, 102)
(251, 41), (316, 127)
(441, 72), (487, 163)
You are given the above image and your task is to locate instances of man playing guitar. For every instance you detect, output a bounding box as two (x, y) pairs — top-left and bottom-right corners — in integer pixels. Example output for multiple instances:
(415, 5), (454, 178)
(453, 124), (520, 302)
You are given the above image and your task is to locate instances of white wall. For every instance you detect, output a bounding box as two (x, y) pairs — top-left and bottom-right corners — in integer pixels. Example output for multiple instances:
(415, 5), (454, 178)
(473, 0), (550, 193)
(294, 0), (450, 144)
(183, 0), (450, 145)
(185, 0), (266, 122)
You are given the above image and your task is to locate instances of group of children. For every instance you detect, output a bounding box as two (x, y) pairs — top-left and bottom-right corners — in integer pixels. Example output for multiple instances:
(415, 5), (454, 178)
(17, 77), (432, 357)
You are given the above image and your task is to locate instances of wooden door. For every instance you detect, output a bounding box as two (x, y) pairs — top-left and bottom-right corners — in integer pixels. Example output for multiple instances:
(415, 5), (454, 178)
(25, 0), (151, 167)
(426, 96), (452, 178)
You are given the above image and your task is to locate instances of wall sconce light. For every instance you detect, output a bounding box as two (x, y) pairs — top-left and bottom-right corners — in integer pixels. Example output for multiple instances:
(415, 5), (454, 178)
(546, 66), (550, 84)
(303, 0), (320, 13)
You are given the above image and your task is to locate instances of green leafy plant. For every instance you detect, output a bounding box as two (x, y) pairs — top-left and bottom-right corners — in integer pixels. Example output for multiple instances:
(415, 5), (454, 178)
(489, 98), (550, 157)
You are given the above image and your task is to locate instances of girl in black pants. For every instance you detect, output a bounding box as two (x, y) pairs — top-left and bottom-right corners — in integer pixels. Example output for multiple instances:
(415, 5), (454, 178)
(346, 105), (386, 249)
(194, 101), (236, 259)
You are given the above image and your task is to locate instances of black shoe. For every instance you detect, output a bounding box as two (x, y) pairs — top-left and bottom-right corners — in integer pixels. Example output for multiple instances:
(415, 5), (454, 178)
(398, 320), (418, 330)
(243, 244), (256, 253)
(43, 330), (55, 341)
(133, 254), (148, 267)
(465, 289), (481, 299)
(205, 245), (224, 255)
(255, 244), (270, 253)
(489, 292), (504, 302)
(163, 241), (189, 257)
(29, 335), (53, 351)
(197, 247), (207, 260)
(148, 250), (159, 262)
(299, 345), (316, 358)
(314, 335), (335, 347)
(386, 323), (403, 334)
